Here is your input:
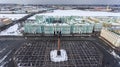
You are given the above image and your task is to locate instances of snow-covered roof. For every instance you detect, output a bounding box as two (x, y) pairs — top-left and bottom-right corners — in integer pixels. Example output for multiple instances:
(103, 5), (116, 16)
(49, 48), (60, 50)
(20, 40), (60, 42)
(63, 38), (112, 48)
(28, 10), (120, 20)
(0, 14), (28, 20)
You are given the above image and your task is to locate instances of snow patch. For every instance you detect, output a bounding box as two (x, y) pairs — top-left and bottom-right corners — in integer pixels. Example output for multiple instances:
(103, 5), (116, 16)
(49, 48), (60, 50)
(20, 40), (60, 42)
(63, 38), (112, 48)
(119, 62), (120, 65)
(111, 50), (120, 59)
(0, 24), (22, 36)
(50, 49), (68, 62)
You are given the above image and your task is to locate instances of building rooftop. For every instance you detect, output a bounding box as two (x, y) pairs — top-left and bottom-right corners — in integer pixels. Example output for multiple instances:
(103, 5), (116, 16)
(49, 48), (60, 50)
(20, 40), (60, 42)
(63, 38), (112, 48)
(28, 10), (120, 20)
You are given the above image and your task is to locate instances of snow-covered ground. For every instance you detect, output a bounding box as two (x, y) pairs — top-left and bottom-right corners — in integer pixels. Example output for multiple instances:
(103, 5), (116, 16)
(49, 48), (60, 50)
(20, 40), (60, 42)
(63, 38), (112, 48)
(0, 14), (27, 36)
(0, 24), (22, 36)
(0, 14), (28, 20)
(28, 10), (120, 20)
